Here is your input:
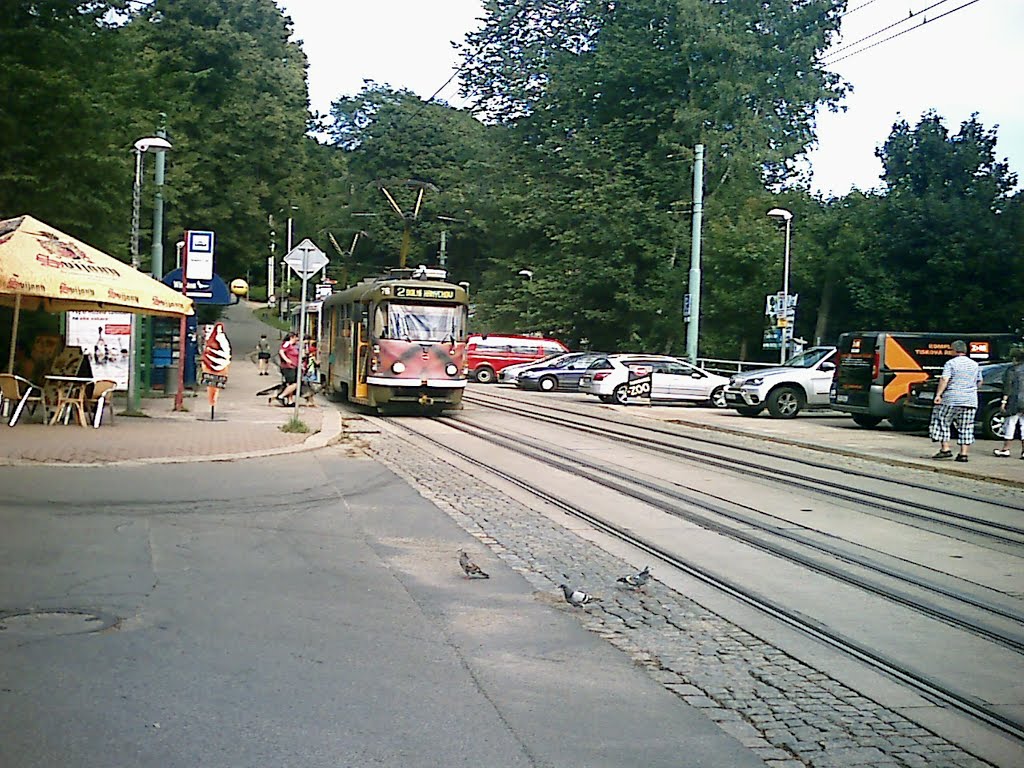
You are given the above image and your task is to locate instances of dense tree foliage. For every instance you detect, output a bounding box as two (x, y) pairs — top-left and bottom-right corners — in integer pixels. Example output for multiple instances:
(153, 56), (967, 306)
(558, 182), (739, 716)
(2, 0), (1021, 361)
(0, 1), (130, 253)
(456, 0), (850, 355)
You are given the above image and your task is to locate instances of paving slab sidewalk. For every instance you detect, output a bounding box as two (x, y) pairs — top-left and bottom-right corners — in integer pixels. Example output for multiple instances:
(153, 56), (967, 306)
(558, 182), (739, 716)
(0, 303), (340, 466)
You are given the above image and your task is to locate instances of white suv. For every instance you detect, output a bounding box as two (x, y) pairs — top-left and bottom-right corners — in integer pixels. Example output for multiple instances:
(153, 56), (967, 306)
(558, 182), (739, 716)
(579, 355), (730, 407)
(724, 347), (837, 418)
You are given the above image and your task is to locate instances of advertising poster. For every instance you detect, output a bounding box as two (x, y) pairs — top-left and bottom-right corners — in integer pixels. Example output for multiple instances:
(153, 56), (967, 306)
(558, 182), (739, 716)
(625, 365), (652, 405)
(66, 311), (132, 390)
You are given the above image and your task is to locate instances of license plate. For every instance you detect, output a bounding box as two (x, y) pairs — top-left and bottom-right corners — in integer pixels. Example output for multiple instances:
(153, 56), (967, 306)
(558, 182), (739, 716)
(725, 393), (740, 402)
(920, 391), (934, 401)
(835, 394), (848, 403)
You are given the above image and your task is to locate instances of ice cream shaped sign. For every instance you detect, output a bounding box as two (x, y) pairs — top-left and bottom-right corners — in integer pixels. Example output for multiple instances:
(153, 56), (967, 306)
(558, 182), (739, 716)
(201, 322), (232, 411)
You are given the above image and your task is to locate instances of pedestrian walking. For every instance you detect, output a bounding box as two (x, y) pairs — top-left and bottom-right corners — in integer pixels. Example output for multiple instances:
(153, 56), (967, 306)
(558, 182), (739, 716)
(276, 332), (300, 405)
(929, 340), (982, 463)
(993, 348), (1024, 458)
(255, 333), (272, 376)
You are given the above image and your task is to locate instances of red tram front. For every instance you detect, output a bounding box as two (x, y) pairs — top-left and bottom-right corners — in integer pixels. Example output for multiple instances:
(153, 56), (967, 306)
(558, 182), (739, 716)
(321, 268), (469, 412)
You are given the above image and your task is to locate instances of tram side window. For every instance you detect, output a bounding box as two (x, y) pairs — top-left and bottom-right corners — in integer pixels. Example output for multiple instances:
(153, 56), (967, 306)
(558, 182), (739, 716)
(373, 305), (387, 338)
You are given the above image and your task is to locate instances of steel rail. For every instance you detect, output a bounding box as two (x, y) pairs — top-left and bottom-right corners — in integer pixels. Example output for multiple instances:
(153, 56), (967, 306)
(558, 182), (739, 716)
(464, 391), (1024, 539)
(440, 415), (1024, 643)
(379, 415), (1024, 744)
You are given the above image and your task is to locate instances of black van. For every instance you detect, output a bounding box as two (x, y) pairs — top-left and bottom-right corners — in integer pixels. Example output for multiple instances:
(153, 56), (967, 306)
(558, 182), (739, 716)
(829, 331), (1018, 429)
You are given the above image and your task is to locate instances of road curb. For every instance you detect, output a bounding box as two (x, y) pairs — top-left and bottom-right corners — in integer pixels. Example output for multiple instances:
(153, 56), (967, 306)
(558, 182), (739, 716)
(0, 409), (345, 468)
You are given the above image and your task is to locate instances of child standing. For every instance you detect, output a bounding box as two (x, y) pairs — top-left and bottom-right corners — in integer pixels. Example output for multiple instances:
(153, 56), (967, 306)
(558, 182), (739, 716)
(255, 333), (272, 376)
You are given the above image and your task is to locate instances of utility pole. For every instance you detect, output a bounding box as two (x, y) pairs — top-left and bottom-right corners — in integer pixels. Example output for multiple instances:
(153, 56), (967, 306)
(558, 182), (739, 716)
(685, 144), (704, 364)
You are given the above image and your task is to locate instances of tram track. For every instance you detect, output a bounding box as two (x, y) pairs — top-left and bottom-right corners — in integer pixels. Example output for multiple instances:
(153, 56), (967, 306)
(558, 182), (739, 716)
(438, 415), (1024, 648)
(376, 413), (1024, 745)
(463, 390), (1024, 545)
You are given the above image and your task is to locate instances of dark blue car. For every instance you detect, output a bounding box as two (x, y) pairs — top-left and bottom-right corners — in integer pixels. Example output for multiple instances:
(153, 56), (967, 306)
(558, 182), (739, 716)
(516, 353), (607, 392)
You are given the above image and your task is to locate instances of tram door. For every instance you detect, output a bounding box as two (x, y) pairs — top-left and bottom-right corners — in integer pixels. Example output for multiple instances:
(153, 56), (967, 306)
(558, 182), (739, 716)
(354, 302), (369, 400)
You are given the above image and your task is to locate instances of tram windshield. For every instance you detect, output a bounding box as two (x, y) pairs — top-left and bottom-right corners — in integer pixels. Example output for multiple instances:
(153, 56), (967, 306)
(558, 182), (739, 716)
(380, 303), (466, 342)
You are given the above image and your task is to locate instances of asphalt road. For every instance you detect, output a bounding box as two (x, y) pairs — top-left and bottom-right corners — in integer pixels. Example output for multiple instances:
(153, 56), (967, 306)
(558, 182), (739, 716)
(0, 449), (764, 768)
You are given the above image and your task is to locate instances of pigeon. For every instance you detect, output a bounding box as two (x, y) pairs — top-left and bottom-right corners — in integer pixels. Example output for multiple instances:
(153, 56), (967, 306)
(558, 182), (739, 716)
(458, 550), (489, 579)
(560, 584), (601, 607)
(617, 566), (651, 589)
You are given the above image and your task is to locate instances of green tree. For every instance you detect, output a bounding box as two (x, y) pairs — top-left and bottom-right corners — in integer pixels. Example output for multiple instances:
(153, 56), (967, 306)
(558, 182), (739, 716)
(0, 1), (132, 253)
(862, 112), (1020, 331)
(458, 0), (849, 353)
(122, 0), (313, 280)
(326, 84), (501, 280)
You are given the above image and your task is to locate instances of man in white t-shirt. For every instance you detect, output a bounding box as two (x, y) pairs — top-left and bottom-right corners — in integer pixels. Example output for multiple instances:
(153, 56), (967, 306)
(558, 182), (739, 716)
(929, 340), (982, 463)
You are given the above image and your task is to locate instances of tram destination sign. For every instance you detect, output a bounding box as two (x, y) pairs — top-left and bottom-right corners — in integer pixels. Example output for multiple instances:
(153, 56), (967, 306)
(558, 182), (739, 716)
(391, 286), (456, 300)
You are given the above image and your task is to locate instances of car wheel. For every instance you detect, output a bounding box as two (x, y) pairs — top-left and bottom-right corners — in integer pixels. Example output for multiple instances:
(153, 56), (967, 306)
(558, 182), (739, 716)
(613, 384), (629, 405)
(709, 386), (727, 409)
(983, 403), (1004, 441)
(598, 394), (615, 403)
(766, 387), (804, 419)
(852, 414), (883, 428)
(887, 402), (916, 431)
(735, 405), (764, 417)
(474, 366), (496, 384)
(539, 375), (557, 392)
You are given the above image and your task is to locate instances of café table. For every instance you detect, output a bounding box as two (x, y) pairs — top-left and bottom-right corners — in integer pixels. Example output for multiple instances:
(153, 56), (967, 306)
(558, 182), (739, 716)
(44, 375), (93, 427)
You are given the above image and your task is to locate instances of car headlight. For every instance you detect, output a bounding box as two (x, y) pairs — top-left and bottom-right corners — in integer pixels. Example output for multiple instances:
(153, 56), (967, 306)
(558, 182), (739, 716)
(445, 363), (458, 376)
(747, 377), (763, 386)
(391, 361), (406, 374)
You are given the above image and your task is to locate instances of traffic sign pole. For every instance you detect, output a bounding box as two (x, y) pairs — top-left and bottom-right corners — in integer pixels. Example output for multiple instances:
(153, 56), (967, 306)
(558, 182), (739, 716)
(294, 246), (309, 419)
(282, 240), (328, 419)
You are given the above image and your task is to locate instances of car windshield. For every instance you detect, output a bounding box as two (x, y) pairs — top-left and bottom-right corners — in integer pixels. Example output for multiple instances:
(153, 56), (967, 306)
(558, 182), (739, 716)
(784, 348), (832, 368)
(383, 303), (465, 342)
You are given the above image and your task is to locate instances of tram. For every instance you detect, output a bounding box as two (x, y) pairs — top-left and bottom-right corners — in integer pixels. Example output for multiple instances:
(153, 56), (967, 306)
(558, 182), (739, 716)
(321, 266), (469, 412)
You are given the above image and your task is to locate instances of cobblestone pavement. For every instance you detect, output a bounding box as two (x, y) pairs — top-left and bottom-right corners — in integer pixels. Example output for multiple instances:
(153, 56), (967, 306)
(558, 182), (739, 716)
(366, 432), (997, 768)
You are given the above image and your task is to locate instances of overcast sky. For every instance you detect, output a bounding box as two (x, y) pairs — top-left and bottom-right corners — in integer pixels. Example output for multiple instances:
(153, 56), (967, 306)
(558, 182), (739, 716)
(278, 0), (1023, 197)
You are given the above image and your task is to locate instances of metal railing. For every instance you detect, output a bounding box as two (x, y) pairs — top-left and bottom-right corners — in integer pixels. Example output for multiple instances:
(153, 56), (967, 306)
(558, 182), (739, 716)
(696, 357), (770, 376)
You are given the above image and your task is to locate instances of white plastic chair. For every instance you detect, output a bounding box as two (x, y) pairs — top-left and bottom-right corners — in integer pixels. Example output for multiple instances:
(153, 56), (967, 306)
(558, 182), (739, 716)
(0, 374), (49, 426)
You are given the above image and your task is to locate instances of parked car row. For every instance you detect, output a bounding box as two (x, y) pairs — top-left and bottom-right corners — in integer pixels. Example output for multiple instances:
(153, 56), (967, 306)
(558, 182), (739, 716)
(469, 330), (1021, 435)
(475, 343), (731, 409)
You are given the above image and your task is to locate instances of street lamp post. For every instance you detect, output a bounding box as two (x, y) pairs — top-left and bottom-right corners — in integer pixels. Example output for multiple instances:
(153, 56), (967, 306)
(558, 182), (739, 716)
(268, 214), (276, 308)
(278, 205), (297, 319)
(767, 208), (793, 364)
(128, 135), (172, 413)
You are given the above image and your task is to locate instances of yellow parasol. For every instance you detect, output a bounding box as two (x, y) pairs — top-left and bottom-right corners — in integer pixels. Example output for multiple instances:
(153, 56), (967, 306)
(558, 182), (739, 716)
(0, 214), (194, 372)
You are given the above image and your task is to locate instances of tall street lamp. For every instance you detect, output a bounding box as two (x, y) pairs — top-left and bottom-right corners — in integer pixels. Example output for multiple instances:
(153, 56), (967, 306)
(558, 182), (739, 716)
(766, 207), (793, 364)
(128, 135), (172, 413)
(279, 205), (298, 319)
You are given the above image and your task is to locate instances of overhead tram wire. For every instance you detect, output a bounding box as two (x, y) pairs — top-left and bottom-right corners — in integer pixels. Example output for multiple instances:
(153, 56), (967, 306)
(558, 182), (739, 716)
(823, 0), (986, 66)
(842, 0), (884, 16)
(412, 1), (534, 117)
(822, 0), (957, 63)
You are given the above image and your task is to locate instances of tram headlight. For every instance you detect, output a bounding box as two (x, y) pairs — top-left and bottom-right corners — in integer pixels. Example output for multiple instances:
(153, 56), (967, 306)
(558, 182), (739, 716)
(445, 363), (458, 376)
(391, 361), (406, 374)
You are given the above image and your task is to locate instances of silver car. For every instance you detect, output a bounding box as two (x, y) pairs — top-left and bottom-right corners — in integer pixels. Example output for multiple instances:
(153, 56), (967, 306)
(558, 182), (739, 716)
(579, 355), (730, 407)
